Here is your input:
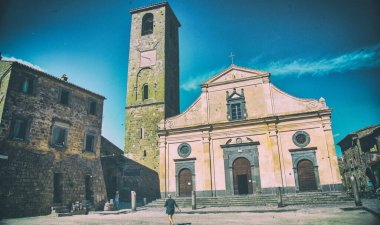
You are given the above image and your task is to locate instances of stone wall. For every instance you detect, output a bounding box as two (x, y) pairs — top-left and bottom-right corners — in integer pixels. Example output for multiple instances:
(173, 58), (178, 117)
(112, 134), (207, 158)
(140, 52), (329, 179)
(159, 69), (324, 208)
(101, 136), (160, 203)
(0, 146), (106, 218)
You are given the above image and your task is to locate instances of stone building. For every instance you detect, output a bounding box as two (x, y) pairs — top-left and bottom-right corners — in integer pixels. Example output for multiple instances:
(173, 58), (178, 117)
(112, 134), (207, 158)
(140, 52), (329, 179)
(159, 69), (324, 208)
(100, 137), (160, 203)
(338, 124), (380, 194)
(124, 2), (180, 172)
(0, 60), (107, 218)
(158, 65), (342, 197)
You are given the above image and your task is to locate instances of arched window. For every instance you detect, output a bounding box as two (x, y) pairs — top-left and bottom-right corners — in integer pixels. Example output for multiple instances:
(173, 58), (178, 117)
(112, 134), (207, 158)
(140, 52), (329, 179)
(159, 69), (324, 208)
(141, 13), (153, 35)
(143, 84), (149, 100)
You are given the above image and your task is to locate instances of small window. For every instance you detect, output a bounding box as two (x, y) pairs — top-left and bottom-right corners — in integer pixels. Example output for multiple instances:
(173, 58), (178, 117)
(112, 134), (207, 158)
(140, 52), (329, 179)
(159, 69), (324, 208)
(85, 133), (96, 152)
(59, 89), (70, 106)
(88, 99), (97, 115)
(21, 77), (35, 95)
(231, 103), (242, 120)
(140, 128), (144, 139)
(52, 126), (68, 148)
(141, 13), (153, 36)
(143, 150), (147, 157)
(143, 84), (148, 100)
(10, 117), (31, 141)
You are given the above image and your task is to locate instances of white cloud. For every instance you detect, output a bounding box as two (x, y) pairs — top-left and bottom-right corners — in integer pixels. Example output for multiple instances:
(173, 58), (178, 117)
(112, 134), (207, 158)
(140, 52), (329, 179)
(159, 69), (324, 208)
(260, 44), (380, 76)
(180, 66), (227, 91)
(2, 56), (46, 72)
(180, 44), (380, 92)
(333, 133), (341, 137)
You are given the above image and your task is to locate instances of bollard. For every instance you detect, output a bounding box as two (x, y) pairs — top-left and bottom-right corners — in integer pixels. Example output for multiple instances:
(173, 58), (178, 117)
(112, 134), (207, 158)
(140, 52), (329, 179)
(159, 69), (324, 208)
(143, 197), (147, 206)
(350, 176), (362, 206)
(131, 191), (137, 211)
(192, 191), (196, 210)
(277, 187), (284, 207)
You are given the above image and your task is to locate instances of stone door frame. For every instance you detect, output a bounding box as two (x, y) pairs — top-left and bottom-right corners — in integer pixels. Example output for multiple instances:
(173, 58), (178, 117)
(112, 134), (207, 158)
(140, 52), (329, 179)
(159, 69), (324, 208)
(221, 141), (261, 195)
(289, 147), (321, 192)
(174, 158), (196, 197)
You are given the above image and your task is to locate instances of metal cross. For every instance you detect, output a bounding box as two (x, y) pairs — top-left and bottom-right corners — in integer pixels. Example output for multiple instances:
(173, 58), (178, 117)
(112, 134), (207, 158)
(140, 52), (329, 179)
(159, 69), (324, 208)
(229, 52), (235, 65)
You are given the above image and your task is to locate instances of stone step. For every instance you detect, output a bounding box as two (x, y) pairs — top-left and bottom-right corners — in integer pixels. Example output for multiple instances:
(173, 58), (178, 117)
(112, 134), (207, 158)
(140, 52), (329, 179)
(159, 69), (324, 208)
(146, 192), (354, 208)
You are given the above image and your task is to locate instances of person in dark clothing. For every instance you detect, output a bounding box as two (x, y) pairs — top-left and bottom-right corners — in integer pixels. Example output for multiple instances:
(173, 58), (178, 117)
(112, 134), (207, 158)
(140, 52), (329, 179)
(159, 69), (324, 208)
(164, 194), (181, 225)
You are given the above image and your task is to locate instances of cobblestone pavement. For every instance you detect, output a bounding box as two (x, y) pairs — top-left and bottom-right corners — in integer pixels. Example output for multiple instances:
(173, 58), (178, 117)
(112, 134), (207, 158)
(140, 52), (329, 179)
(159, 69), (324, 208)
(1, 204), (379, 225)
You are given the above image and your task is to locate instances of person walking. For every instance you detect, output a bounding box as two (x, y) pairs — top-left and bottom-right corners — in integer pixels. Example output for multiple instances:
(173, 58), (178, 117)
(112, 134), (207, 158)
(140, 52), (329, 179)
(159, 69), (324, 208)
(164, 194), (181, 225)
(114, 190), (120, 210)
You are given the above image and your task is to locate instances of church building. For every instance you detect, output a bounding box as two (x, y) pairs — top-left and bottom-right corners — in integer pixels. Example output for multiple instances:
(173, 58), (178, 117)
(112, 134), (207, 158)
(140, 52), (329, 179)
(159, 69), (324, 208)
(124, 2), (342, 198)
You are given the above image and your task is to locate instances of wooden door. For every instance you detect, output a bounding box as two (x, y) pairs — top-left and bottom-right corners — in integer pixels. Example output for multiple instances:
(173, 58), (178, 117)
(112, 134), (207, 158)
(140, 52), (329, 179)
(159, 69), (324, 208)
(179, 168), (192, 197)
(297, 160), (317, 191)
(233, 157), (253, 195)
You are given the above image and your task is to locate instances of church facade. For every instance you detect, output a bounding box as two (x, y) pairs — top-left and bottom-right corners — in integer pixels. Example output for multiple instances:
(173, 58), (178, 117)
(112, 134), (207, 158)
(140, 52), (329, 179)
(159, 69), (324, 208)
(123, 2), (342, 198)
(158, 66), (342, 197)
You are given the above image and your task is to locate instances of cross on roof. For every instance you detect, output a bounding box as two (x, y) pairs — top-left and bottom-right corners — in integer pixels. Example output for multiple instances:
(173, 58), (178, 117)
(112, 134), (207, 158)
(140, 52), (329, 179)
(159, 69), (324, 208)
(229, 52), (235, 65)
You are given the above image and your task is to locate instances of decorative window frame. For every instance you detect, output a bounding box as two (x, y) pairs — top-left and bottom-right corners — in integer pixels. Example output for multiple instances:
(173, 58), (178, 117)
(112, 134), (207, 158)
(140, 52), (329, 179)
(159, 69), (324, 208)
(177, 143), (191, 158)
(9, 114), (32, 142)
(58, 88), (72, 106)
(292, 131), (311, 148)
(226, 88), (247, 121)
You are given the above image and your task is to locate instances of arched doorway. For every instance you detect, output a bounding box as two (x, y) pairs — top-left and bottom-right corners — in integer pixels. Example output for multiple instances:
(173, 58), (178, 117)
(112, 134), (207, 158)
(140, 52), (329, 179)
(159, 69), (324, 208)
(297, 159), (317, 191)
(232, 157), (253, 195)
(179, 168), (192, 197)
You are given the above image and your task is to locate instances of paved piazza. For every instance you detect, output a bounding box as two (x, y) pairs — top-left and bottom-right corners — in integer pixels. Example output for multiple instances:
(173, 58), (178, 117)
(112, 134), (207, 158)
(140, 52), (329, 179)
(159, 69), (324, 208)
(1, 205), (379, 225)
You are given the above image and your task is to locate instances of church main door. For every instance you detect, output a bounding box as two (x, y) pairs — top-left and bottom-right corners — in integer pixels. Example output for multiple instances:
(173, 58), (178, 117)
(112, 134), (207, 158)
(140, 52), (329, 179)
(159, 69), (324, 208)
(233, 157), (253, 195)
(179, 168), (192, 197)
(297, 159), (317, 191)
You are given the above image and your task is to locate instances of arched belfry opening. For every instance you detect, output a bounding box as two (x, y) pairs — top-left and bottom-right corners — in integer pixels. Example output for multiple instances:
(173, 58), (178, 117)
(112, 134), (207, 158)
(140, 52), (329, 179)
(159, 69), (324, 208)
(141, 13), (153, 35)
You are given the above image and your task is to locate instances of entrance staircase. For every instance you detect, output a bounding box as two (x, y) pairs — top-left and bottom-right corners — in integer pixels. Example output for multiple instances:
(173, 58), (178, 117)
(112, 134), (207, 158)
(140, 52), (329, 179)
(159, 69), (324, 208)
(146, 192), (353, 208)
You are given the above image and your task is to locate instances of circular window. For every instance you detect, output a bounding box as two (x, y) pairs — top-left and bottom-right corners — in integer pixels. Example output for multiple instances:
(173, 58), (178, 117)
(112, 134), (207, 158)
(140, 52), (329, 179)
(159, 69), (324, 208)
(178, 143), (191, 158)
(292, 131), (310, 147)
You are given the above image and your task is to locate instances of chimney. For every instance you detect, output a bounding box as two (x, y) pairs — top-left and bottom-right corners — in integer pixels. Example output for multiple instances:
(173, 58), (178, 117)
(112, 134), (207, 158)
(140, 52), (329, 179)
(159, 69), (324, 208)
(0, 52), (2, 61)
(61, 74), (68, 82)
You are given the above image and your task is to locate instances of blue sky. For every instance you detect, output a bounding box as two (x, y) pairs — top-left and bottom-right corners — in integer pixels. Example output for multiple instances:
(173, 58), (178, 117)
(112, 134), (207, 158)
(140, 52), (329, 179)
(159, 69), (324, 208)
(1, 0), (379, 156)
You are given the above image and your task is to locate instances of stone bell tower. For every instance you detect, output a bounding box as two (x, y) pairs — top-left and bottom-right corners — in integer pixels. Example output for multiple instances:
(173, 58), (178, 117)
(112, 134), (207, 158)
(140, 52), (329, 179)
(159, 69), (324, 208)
(125, 2), (180, 172)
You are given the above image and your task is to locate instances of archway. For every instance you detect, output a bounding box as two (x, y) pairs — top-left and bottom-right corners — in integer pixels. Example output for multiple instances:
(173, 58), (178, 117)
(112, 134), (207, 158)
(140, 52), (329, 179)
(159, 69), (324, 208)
(232, 157), (253, 195)
(297, 159), (317, 191)
(179, 168), (192, 197)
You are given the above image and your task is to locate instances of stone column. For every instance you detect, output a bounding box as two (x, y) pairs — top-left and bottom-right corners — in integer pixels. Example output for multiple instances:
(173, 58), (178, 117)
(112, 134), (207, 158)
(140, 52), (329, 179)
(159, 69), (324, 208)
(131, 191), (137, 211)
(269, 127), (284, 190)
(201, 131), (213, 197)
(159, 136), (167, 198)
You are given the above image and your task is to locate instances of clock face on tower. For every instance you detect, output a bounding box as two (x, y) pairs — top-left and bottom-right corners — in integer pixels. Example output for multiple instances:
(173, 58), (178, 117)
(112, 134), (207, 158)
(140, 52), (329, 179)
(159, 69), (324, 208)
(140, 49), (156, 67)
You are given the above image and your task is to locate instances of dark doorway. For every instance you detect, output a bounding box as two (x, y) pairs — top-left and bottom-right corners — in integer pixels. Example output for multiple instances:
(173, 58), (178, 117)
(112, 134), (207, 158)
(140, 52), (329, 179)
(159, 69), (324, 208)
(237, 175), (249, 194)
(85, 175), (94, 203)
(53, 173), (63, 203)
(233, 157), (253, 195)
(179, 168), (192, 197)
(297, 159), (317, 191)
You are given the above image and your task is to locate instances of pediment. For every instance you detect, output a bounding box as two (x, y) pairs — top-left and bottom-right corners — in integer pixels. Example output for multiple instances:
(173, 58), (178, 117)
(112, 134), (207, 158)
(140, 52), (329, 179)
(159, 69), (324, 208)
(202, 65), (269, 86)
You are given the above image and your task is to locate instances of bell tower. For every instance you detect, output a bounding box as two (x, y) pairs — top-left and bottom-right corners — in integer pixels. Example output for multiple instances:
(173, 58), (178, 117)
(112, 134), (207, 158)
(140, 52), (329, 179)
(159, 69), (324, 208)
(125, 2), (180, 172)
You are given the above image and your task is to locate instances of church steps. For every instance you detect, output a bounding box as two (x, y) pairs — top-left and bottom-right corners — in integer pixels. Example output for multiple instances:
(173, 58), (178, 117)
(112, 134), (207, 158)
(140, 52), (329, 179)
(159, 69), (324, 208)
(147, 192), (353, 208)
